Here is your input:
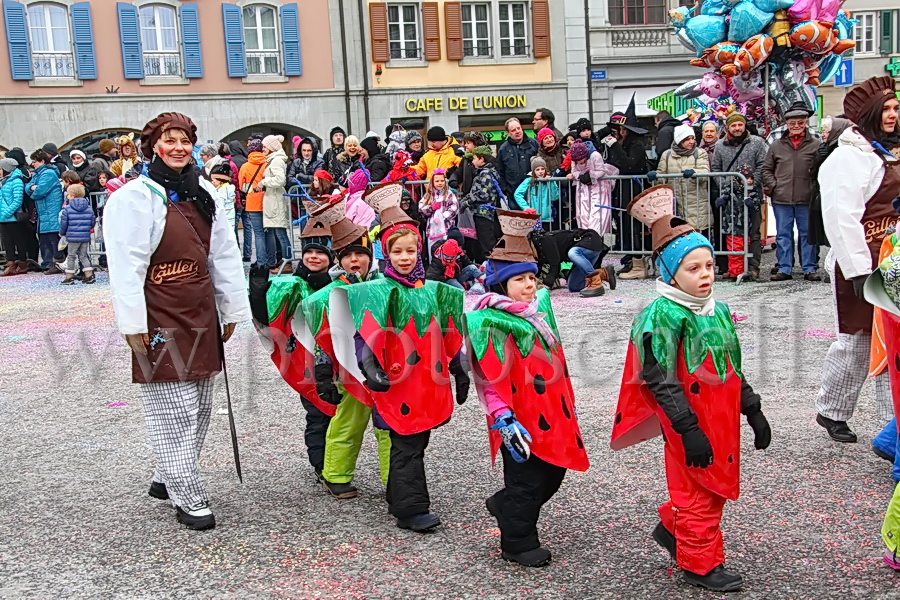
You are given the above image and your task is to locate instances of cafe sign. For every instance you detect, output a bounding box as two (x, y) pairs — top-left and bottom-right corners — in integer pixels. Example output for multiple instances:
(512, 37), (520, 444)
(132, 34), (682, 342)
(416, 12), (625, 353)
(405, 94), (528, 112)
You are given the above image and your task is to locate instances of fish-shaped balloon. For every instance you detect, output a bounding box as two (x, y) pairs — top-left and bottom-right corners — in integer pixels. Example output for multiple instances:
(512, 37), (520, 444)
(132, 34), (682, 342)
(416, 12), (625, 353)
(690, 42), (740, 68)
(789, 20), (855, 55)
(724, 34), (774, 75)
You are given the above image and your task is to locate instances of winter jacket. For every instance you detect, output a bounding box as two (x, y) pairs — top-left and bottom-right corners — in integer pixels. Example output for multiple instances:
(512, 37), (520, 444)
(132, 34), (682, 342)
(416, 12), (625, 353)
(711, 134), (767, 195)
(0, 169), (25, 223)
(514, 174), (560, 222)
(760, 132), (820, 205)
(74, 162), (100, 193)
(425, 246), (474, 282)
(412, 143), (461, 181)
(229, 141), (249, 170)
(91, 153), (113, 174)
(496, 136), (540, 203)
(654, 117), (682, 163)
(59, 196), (96, 243)
(533, 228), (607, 286)
(385, 130), (407, 160)
(571, 152), (619, 234)
(239, 152), (267, 212)
(330, 150), (363, 185)
(538, 144), (564, 174)
(364, 153), (392, 183)
(323, 143), (344, 177)
(29, 164), (65, 233)
(419, 188), (459, 249)
(287, 137), (324, 187)
(658, 147), (711, 230)
(461, 163), (504, 221)
(213, 183), (238, 230)
(261, 149), (289, 229)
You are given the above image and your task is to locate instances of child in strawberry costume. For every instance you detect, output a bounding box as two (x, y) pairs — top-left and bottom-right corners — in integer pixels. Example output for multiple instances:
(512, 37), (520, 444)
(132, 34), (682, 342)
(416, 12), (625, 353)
(466, 209), (589, 568)
(611, 185), (771, 592)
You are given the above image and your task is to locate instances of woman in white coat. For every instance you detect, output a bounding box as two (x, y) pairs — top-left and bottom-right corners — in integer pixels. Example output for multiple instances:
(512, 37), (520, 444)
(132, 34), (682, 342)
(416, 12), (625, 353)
(259, 135), (292, 272)
(105, 112), (250, 530)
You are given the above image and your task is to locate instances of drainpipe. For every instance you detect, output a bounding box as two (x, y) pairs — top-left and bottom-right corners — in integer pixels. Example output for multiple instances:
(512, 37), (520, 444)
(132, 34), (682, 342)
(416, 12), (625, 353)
(584, 0), (595, 125)
(357, 0), (372, 132)
(338, 0), (352, 130)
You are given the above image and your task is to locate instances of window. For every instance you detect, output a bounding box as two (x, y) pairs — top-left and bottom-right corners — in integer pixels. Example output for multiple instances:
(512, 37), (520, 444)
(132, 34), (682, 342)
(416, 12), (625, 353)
(462, 3), (491, 57)
(27, 3), (73, 78)
(243, 5), (280, 75)
(498, 2), (527, 56)
(609, 0), (667, 25)
(388, 4), (420, 60)
(139, 4), (181, 76)
(856, 12), (876, 55)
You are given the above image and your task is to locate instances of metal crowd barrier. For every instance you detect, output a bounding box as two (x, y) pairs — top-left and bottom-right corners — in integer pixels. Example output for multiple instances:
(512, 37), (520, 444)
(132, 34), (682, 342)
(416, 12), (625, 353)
(88, 191), (108, 261)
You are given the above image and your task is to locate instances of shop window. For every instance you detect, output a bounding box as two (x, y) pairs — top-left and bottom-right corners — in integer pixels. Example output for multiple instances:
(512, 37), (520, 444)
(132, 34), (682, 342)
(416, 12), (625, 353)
(856, 12), (876, 55)
(243, 4), (279, 75)
(462, 3), (491, 57)
(498, 2), (527, 57)
(609, 0), (667, 26)
(388, 4), (421, 60)
(139, 4), (182, 77)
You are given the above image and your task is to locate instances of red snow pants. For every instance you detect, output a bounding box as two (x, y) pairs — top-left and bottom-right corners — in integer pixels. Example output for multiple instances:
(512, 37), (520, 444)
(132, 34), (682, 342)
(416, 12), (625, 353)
(657, 444), (727, 575)
(726, 235), (745, 278)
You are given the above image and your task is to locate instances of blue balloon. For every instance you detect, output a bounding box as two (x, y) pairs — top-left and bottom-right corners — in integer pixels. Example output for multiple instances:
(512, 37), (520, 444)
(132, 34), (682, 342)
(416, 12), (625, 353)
(728, 1), (774, 43)
(751, 0), (793, 12)
(686, 15), (727, 56)
(835, 11), (857, 41)
(701, 0), (737, 17)
(817, 54), (841, 85)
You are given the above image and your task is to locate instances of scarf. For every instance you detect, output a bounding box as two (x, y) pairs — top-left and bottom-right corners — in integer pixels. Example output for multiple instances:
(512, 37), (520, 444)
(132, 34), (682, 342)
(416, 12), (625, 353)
(438, 252), (460, 279)
(385, 254), (426, 288)
(725, 131), (749, 146)
(656, 279), (716, 316)
(700, 139), (717, 155)
(671, 141), (695, 157)
(296, 263), (333, 290)
(148, 156), (216, 223)
(475, 292), (557, 348)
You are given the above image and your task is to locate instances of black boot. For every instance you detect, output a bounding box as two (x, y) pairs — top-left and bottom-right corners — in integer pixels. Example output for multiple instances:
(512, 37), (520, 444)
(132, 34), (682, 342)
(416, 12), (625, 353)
(501, 547), (552, 567)
(682, 564), (743, 592)
(652, 522), (675, 559)
(485, 495), (501, 526)
(148, 481), (169, 500)
(321, 478), (358, 499)
(396, 513), (441, 532)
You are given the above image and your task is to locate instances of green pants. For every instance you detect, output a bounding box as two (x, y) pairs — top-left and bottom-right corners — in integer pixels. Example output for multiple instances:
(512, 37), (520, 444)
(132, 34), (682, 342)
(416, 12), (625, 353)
(884, 481), (900, 554)
(322, 390), (391, 485)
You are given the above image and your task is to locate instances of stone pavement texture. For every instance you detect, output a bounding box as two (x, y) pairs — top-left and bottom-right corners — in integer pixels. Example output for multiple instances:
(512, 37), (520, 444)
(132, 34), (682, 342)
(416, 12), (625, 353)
(0, 258), (898, 599)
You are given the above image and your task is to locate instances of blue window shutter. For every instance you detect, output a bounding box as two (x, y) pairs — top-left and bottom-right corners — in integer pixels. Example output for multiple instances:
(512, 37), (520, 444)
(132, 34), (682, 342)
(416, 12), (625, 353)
(3, 0), (32, 81)
(116, 2), (143, 79)
(280, 3), (301, 76)
(71, 2), (97, 80)
(221, 3), (245, 78)
(179, 3), (203, 78)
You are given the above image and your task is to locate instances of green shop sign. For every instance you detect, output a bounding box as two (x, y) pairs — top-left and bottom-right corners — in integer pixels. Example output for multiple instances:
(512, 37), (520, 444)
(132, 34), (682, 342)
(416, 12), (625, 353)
(647, 91), (694, 118)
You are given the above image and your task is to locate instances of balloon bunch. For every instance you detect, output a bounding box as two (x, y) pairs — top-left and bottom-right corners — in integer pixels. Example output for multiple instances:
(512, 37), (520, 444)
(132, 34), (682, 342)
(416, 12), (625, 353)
(670, 0), (856, 126)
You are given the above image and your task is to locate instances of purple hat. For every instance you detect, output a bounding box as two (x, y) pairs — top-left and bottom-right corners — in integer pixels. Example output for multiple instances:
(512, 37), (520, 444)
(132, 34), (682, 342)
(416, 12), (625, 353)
(569, 139), (589, 162)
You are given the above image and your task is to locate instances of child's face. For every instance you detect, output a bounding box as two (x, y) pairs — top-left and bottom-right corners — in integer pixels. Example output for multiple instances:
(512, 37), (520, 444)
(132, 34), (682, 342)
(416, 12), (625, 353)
(506, 272), (537, 304)
(464, 140), (475, 152)
(534, 166), (547, 178)
(432, 174), (445, 190)
(673, 247), (714, 298)
(389, 234), (418, 275)
(472, 156), (485, 168)
(98, 174), (108, 186)
(340, 251), (370, 276)
(303, 249), (330, 272)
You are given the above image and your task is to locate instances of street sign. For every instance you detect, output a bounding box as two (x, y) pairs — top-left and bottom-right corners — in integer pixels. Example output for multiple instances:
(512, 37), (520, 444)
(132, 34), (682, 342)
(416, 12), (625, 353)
(591, 69), (607, 81)
(834, 58), (853, 87)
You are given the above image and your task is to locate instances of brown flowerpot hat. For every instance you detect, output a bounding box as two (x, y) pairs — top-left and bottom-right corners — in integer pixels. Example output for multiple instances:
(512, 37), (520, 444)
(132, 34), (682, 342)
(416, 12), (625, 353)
(315, 198), (370, 254)
(364, 183), (417, 229)
(843, 76), (897, 126)
(300, 198), (335, 239)
(488, 209), (540, 262)
(627, 184), (696, 256)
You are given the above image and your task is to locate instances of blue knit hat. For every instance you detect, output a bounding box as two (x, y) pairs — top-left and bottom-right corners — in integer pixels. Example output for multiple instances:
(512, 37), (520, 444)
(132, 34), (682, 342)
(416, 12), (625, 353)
(484, 259), (537, 286)
(655, 231), (714, 284)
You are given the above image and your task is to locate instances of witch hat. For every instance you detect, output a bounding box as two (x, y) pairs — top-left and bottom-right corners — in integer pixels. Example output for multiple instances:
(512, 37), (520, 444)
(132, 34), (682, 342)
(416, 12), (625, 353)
(627, 185), (695, 256)
(608, 93), (648, 135)
(489, 209), (540, 262)
(364, 183), (417, 229)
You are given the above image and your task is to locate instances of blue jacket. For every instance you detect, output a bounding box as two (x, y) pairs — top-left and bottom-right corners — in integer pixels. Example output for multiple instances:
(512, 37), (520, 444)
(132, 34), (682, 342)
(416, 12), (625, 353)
(0, 169), (25, 223)
(30, 164), (65, 233)
(496, 136), (539, 203)
(514, 176), (560, 222)
(59, 196), (96, 243)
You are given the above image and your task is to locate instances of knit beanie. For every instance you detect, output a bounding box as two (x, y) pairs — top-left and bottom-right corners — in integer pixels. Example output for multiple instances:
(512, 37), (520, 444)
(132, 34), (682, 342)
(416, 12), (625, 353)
(69, 149), (86, 162)
(530, 156), (547, 172)
(405, 130), (423, 146)
(348, 168), (370, 194)
(301, 237), (334, 260)
(537, 127), (555, 143)
(467, 145), (493, 160)
(569, 139), (589, 162)
(484, 259), (538, 286)
(655, 231), (715, 285)
(247, 137), (263, 153)
(42, 142), (58, 156)
(725, 112), (746, 127)
(330, 126), (346, 142)
(360, 136), (380, 157)
(427, 126), (446, 142)
(314, 168), (333, 182)
(98, 139), (116, 154)
(262, 134), (285, 153)
(673, 124), (695, 146)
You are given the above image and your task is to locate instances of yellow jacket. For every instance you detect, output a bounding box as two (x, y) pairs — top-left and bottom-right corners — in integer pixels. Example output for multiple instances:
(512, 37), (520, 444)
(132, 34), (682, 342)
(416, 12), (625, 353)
(413, 142), (461, 180)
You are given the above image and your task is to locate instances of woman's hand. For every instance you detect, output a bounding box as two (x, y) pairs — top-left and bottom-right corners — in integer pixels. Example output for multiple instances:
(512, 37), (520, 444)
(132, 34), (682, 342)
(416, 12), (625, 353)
(253, 185), (262, 193)
(222, 323), (236, 343)
(125, 333), (149, 355)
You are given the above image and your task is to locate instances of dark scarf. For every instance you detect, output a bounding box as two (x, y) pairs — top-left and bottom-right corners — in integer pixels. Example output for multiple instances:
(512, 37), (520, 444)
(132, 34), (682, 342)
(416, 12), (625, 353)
(725, 131), (749, 146)
(671, 141), (696, 157)
(295, 263), (333, 290)
(148, 156), (216, 223)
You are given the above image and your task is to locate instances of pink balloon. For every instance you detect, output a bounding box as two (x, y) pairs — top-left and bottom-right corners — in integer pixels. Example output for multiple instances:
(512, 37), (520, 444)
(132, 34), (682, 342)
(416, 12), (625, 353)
(817, 0), (840, 24)
(787, 0), (815, 23)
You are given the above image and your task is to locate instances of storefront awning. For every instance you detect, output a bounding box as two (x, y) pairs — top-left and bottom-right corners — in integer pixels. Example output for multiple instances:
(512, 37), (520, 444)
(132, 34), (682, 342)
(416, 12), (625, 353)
(612, 87), (673, 117)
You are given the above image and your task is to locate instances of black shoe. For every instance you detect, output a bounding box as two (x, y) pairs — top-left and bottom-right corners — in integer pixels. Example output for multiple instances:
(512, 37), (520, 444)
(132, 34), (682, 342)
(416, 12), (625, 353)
(605, 265), (617, 291)
(652, 522), (675, 559)
(176, 502), (216, 530)
(816, 414), (858, 443)
(502, 547), (552, 567)
(618, 260), (633, 275)
(148, 481), (169, 500)
(804, 271), (822, 281)
(397, 512), (441, 532)
(771, 272), (793, 281)
(486, 496), (501, 525)
(322, 479), (358, 499)
(770, 265), (779, 275)
(874, 446), (895, 462)
(683, 565), (743, 592)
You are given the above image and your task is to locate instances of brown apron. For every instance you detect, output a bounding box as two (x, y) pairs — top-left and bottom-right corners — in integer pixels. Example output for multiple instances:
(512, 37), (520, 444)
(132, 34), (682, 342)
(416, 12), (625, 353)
(132, 200), (221, 383)
(835, 152), (900, 334)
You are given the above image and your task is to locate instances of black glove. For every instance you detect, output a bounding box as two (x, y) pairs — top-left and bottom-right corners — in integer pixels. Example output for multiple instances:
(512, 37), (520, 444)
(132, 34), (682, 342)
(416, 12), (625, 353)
(360, 351), (391, 393)
(851, 275), (867, 299)
(746, 410), (771, 450)
(314, 362), (342, 406)
(744, 194), (758, 209)
(681, 427), (713, 468)
(715, 194), (729, 208)
(578, 171), (593, 185)
(646, 170), (658, 181)
(682, 169), (695, 178)
(249, 265), (271, 326)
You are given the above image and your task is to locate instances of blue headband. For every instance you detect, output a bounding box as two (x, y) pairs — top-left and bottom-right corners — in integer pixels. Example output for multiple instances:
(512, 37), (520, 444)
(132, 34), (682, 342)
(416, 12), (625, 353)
(655, 231), (714, 284)
(484, 259), (538, 286)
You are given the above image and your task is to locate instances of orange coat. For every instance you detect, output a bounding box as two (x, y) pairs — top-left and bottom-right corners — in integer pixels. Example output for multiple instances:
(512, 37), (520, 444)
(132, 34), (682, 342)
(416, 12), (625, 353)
(239, 152), (266, 212)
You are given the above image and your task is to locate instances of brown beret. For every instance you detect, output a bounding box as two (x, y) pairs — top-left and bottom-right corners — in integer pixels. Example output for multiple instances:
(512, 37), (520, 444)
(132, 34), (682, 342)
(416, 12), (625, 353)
(843, 76), (897, 127)
(141, 112), (198, 158)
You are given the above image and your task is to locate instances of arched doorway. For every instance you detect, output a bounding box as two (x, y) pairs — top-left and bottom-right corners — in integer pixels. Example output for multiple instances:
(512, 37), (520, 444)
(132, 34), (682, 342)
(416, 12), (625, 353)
(60, 128), (141, 159)
(221, 123), (321, 156)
